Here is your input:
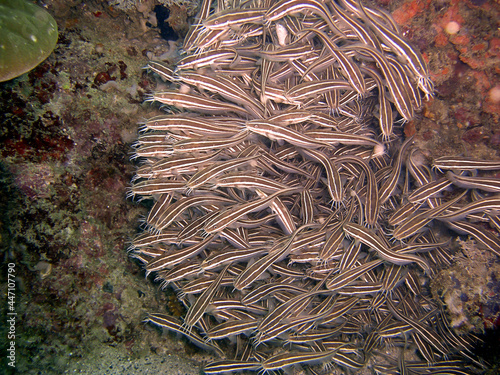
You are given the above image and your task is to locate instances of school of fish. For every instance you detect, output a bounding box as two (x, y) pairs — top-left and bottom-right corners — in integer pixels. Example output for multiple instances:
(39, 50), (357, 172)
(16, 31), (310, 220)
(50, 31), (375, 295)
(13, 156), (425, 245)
(128, 0), (500, 373)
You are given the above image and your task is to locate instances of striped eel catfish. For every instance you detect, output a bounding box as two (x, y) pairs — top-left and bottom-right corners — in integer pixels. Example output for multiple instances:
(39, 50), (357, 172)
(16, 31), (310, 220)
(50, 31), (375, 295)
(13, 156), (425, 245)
(128, 0), (495, 373)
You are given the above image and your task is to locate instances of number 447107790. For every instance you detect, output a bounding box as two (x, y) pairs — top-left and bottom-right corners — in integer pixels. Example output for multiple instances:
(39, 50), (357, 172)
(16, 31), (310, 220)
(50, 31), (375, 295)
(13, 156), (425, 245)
(7, 263), (15, 312)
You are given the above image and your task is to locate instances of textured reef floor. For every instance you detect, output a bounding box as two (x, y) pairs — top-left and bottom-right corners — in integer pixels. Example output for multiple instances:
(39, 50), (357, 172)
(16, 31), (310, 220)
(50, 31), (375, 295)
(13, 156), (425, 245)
(0, 0), (499, 374)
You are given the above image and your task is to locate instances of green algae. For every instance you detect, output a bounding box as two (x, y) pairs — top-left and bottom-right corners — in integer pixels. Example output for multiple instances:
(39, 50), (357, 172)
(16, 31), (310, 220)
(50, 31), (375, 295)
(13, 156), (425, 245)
(0, 0), (58, 82)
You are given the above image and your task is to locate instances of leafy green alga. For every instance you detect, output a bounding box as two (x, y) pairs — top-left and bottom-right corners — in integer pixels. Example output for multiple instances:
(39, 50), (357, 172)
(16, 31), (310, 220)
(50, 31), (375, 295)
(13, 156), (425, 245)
(0, 0), (58, 82)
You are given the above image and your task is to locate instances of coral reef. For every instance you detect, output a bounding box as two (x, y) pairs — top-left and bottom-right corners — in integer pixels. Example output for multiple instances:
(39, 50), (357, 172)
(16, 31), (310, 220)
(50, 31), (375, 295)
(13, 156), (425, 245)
(432, 238), (500, 333)
(0, 1), (202, 373)
(110, 0), (200, 15)
(0, 0), (498, 374)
